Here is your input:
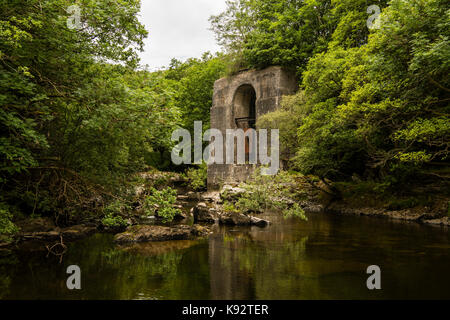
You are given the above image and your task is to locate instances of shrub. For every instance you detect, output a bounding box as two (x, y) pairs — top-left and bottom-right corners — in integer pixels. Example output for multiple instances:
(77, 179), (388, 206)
(143, 187), (181, 222)
(186, 163), (207, 191)
(101, 200), (130, 228)
(282, 203), (307, 220)
(223, 201), (239, 214)
(232, 169), (307, 220)
(101, 213), (128, 228)
(0, 202), (19, 241)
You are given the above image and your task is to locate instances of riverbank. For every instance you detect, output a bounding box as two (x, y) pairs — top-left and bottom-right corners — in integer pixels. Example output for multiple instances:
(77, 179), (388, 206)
(324, 180), (450, 227)
(2, 171), (449, 251)
(325, 202), (450, 226)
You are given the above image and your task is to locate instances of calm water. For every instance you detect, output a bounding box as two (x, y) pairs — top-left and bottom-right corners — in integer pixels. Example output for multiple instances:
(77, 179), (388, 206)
(1, 212), (449, 300)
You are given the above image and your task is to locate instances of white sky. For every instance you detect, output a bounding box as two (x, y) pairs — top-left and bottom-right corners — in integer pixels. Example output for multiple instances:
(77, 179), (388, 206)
(138, 0), (227, 70)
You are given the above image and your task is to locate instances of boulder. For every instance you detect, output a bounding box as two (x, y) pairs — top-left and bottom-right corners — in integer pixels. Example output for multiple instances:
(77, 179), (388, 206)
(186, 191), (199, 201)
(200, 191), (220, 203)
(220, 185), (247, 201)
(298, 201), (324, 213)
(193, 202), (218, 223)
(270, 196), (295, 206)
(386, 210), (424, 221)
(250, 216), (270, 227)
(219, 212), (270, 227)
(134, 184), (145, 197)
(113, 225), (210, 244)
(21, 230), (61, 241)
(60, 225), (97, 241)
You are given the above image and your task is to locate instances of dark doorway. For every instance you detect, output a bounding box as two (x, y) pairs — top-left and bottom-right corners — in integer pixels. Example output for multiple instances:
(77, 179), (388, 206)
(233, 84), (256, 130)
(233, 85), (256, 163)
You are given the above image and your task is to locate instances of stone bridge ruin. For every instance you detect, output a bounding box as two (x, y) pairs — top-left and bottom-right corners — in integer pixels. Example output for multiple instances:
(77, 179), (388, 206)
(207, 66), (297, 189)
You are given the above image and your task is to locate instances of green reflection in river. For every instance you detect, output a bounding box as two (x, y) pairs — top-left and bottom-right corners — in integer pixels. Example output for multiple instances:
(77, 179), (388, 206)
(1, 212), (450, 299)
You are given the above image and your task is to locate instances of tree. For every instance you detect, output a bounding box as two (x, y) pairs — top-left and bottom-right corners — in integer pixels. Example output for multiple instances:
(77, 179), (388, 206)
(293, 0), (449, 185)
(0, 0), (170, 230)
(210, 0), (389, 77)
(173, 53), (226, 133)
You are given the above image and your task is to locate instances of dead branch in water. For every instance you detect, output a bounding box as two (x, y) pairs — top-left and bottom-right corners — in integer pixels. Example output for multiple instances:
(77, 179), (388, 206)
(45, 234), (67, 264)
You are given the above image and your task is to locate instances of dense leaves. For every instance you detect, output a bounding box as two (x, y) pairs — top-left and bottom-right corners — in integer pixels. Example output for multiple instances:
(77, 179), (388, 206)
(211, 0), (389, 76)
(166, 53), (226, 133)
(0, 0), (227, 235)
(255, 0), (449, 190)
(0, 0), (180, 234)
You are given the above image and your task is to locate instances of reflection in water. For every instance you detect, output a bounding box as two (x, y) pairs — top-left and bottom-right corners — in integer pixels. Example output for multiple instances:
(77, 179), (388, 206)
(1, 212), (450, 299)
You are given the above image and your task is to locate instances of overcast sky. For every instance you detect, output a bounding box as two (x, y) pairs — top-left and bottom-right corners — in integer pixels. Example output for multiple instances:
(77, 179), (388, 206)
(138, 0), (227, 70)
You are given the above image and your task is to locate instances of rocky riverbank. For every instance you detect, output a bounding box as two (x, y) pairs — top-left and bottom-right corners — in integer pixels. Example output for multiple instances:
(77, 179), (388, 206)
(113, 224), (210, 244)
(325, 202), (450, 226)
(2, 179), (448, 251)
(198, 184), (450, 228)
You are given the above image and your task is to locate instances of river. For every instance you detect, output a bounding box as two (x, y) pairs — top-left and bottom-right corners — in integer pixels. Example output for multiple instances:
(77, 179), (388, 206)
(1, 211), (449, 299)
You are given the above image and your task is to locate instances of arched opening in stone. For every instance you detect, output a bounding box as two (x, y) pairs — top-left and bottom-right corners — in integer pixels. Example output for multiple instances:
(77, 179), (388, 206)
(233, 84), (256, 130)
(233, 84), (256, 163)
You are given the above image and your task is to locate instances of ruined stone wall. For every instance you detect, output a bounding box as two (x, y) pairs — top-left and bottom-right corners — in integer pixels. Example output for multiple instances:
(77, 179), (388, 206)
(208, 66), (298, 189)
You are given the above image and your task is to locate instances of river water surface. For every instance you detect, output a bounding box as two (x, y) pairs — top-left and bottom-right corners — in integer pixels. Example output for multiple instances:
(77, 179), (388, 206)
(1, 211), (449, 299)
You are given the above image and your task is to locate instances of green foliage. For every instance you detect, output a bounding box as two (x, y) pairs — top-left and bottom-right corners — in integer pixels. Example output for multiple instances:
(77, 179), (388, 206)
(334, 180), (437, 210)
(252, 0), (449, 191)
(257, 91), (310, 165)
(162, 53), (226, 141)
(1, 0), (148, 178)
(101, 213), (128, 229)
(223, 201), (239, 214)
(282, 203), (307, 220)
(232, 169), (307, 220)
(185, 163), (207, 191)
(103, 200), (131, 217)
(101, 200), (130, 228)
(0, 0), (186, 221)
(170, 53), (226, 133)
(143, 187), (181, 222)
(210, 0), (389, 76)
(387, 198), (421, 211)
(2, 0), (448, 224)
(0, 202), (18, 239)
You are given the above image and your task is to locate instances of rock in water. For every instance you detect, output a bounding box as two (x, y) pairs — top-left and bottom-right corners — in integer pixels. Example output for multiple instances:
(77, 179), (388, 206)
(250, 216), (270, 227)
(113, 225), (210, 244)
(219, 212), (270, 227)
(193, 202), (218, 223)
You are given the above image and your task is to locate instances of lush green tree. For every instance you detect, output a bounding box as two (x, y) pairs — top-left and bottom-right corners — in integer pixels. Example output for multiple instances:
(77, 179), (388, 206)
(252, 0), (448, 193)
(0, 0), (183, 231)
(210, 0), (389, 76)
(292, 0), (449, 187)
(256, 91), (310, 166)
(170, 53), (226, 133)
